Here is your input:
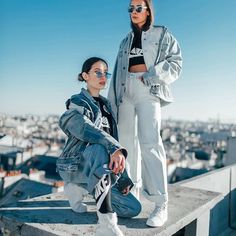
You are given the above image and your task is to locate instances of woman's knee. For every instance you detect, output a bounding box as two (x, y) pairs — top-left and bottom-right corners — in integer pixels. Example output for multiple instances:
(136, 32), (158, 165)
(116, 197), (141, 218)
(128, 197), (142, 217)
(111, 187), (142, 218)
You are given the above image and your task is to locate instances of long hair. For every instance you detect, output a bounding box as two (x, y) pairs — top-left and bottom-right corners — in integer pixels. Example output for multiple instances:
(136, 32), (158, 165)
(130, 0), (154, 32)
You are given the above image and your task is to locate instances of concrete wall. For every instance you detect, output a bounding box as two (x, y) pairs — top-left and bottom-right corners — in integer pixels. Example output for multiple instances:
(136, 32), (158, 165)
(225, 137), (236, 166)
(230, 165), (236, 229)
(174, 164), (236, 236)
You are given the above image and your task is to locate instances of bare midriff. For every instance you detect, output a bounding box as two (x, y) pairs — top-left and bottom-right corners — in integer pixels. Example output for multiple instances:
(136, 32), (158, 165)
(129, 64), (147, 72)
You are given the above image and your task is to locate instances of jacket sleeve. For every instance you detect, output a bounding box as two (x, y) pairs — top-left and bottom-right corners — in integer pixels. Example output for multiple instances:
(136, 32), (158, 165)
(116, 169), (134, 192)
(59, 107), (127, 157)
(143, 30), (183, 86)
(107, 57), (118, 121)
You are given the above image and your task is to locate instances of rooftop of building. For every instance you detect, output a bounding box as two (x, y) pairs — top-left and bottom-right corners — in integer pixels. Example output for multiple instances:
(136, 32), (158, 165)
(0, 163), (236, 236)
(0, 184), (222, 236)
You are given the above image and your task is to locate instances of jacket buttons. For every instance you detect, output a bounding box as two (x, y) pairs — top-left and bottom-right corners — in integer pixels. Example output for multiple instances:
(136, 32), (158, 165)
(123, 67), (126, 70)
(122, 83), (125, 86)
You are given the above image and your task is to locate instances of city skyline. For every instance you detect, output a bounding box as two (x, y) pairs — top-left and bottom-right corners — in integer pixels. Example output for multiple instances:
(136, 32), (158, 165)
(1, 0), (236, 122)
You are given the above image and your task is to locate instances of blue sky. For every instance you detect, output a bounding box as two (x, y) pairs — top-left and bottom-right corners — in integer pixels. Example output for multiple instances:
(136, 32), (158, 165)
(1, 0), (236, 122)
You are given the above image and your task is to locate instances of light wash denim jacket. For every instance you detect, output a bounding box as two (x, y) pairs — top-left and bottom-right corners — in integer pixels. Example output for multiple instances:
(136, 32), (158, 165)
(57, 88), (128, 173)
(108, 25), (183, 122)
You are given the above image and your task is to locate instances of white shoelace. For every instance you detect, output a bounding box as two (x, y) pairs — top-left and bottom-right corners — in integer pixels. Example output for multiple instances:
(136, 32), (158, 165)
(151, 202), (167, 216)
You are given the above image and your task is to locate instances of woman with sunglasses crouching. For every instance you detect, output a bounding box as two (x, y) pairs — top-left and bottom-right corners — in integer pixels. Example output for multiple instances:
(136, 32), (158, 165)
(108, 0), (182, 228)
(57, 57), (141, 236)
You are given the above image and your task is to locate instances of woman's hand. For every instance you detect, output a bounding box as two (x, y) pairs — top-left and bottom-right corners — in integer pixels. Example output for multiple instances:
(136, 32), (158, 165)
(109, 150), (125, 174)
(122, 185), (131, 195)
(138, 76), (145, 84)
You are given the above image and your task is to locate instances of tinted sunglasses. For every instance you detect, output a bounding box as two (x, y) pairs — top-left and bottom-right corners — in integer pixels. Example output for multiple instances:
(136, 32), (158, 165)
(128, 5), (148, 13)
(90, 71), (111, 79)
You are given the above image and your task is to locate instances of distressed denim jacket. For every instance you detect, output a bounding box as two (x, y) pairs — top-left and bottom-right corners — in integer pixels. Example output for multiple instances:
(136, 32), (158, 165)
(108, 25), (183, 122)
(57, 88), (127, 171)
(57, 88), (132, 189)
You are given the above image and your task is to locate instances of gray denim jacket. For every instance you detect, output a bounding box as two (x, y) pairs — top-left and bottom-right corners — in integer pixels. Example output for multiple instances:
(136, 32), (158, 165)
(108, 25), (183, 122)
(57, 88), (128, 173)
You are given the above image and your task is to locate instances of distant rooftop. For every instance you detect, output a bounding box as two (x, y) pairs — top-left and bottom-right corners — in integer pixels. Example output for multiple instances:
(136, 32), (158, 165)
(0, 145), (23, 155)
(0, 178), (53, 207)
(16, 155), (62, 181)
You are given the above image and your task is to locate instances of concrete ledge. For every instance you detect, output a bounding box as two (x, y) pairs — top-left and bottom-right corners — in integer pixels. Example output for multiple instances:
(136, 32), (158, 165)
(175, 164), (236, 235)
(230, 165), (236, 228)
(0, 185), (223, 236)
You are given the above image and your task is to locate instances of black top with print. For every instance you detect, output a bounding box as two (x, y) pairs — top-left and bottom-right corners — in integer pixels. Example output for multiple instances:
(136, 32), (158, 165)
(94, 97), (113, 136)
(129, 31), (145, 67)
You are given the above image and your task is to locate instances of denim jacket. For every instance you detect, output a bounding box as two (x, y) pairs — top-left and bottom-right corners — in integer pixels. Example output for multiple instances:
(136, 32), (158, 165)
(108, 25), (183, 122)
(57, 88), (132, 189)
(57, 88), (128, 171)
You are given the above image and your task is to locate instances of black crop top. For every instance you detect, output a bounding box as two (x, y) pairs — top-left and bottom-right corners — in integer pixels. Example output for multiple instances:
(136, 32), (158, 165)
(129, 32), (145, 67)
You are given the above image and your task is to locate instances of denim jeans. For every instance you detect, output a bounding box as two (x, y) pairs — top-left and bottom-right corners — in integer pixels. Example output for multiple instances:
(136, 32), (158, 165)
(118, 72), (168, 205)
(59, 143), (141, 218)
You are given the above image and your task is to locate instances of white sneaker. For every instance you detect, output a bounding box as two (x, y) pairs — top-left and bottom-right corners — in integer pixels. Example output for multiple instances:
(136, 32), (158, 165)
(146, 202), (168, 227)
(64, 183), (88, 213)
(96, 211), (124, 236)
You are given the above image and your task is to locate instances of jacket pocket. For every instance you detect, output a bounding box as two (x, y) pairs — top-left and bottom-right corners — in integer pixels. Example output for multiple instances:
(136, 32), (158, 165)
(58, 169), (87, 184)
(57, 156), (87, 183)
(56, 156), (80, 172)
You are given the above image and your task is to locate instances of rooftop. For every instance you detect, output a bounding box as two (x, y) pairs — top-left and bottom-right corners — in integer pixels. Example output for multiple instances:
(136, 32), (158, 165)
(0, 178), (53, 207)
(0, 184), (223, 236)
(0, 145), (23, 155)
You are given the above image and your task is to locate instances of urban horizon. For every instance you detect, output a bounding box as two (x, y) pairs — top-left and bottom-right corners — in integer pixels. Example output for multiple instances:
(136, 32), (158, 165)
(1, 112), (235, 125)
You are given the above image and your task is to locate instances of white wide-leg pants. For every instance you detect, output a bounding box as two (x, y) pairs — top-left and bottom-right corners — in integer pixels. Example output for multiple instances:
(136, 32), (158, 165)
(118, 72), (168, 205)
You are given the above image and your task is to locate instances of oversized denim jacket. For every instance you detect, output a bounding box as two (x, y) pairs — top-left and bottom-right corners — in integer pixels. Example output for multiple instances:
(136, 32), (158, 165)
(108, 25), (183, 122)
(57, 89), (133, 189)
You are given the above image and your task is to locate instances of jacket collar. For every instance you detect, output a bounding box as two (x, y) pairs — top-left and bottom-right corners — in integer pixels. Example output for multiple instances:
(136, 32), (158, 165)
(80, 88), (112, 110)
(81, 88), (97, 104)
(130, 25), (154, 36)
(81, 88), (117, 122)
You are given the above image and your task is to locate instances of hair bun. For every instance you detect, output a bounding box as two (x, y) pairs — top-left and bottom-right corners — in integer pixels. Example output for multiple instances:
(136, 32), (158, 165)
(78, 72), (85, 82)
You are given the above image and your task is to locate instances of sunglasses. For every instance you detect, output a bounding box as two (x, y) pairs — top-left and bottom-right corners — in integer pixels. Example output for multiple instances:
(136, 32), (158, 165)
(128, 5), (148, 13)
(89, 71), (111, 79)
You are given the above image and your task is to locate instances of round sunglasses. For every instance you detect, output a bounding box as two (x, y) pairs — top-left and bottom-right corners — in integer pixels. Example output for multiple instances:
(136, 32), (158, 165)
(89, 71), (111, 79)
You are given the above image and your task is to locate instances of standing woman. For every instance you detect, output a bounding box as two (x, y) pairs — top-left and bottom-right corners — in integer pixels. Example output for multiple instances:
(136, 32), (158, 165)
(108, 0), (182, 227)
(57, 57), (141, 236)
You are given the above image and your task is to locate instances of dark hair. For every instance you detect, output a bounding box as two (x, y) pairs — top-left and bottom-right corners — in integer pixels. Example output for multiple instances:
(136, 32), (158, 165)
(130, 0), (154, 32)
(78, 57), (108, 82)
